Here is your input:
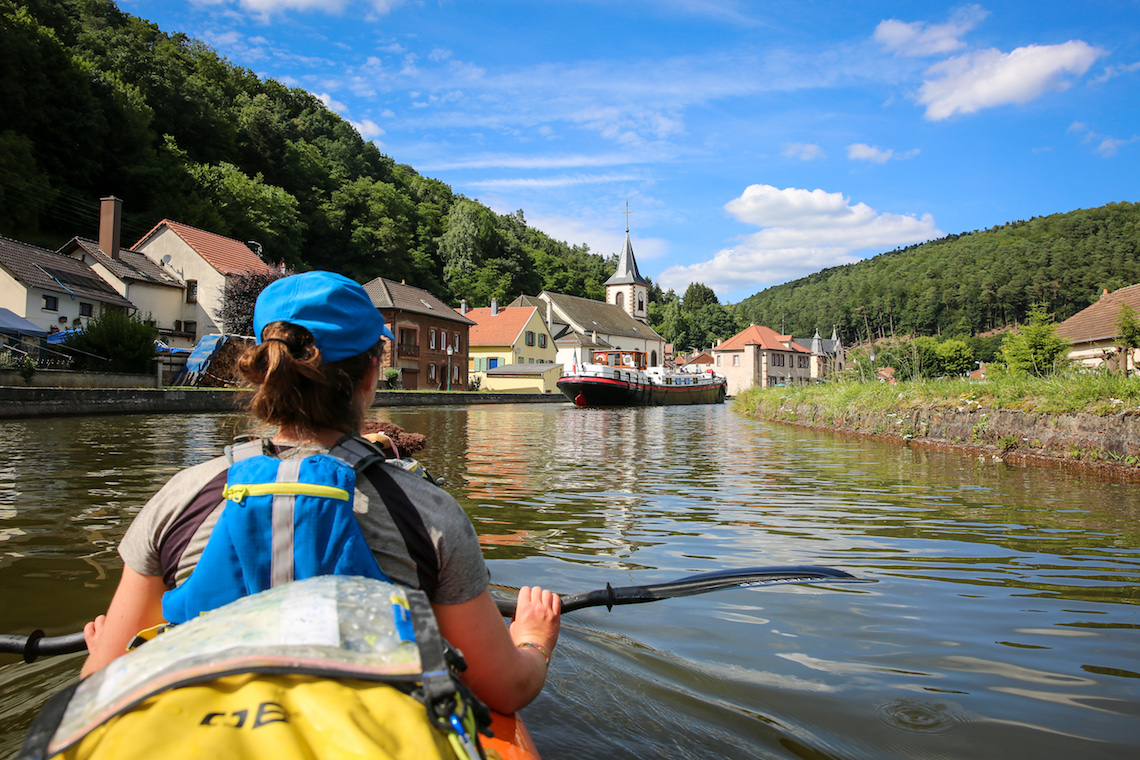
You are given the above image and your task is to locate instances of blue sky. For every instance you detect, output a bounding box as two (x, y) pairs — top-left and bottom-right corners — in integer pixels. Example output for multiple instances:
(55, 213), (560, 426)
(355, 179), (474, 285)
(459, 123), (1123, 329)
(120, 1), (1139, 302)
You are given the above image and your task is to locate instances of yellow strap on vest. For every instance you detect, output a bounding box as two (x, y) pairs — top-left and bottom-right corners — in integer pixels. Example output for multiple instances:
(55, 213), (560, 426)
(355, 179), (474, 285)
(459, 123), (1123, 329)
(127, 623), (173, 651)
(222, 482), (351, 503)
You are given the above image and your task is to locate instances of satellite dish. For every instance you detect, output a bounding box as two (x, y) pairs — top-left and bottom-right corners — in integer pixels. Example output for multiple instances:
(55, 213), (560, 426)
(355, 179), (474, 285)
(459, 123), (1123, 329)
(161, 255), (172, 265)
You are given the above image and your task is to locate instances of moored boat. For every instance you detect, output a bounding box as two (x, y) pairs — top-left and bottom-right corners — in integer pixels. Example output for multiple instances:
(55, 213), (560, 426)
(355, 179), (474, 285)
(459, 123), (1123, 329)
(19, 576), (539, 760)
(557, 350), (726, 407)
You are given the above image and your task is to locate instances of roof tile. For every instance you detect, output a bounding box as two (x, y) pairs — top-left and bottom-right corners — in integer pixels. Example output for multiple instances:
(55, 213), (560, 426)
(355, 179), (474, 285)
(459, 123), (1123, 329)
(362, 277), (475, 324)
(1056, 284), (1140, 343)
(0, 235), (134, 308)
(461, 307), (538, 345)
(716, 324), (813, 353)
(134, 220), (273, 276)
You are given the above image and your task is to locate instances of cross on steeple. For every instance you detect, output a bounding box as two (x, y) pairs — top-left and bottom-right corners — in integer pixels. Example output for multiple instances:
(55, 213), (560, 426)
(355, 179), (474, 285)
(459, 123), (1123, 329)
(623, 199), (631, 234)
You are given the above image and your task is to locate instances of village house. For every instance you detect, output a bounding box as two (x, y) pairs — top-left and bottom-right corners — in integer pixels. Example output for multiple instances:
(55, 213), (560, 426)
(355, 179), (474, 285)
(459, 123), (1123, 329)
(132, 217), (276, 342)
(507, 229), (666, 370)
(711, 324), (815, 395)
(1055, 283), (1140, 373)
(792, 328), (846, 380)
(56, 197), (191, 347)
(511, 290), (667, 370)
(0, 235), (135, 340)
(457, 301), (557, 390)
(675, 349), (715, 374)
(363, 277), (473, 390)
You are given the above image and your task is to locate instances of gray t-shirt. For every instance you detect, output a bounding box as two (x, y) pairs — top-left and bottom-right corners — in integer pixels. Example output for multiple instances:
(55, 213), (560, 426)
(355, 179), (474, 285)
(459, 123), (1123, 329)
(119, 442), (489, 606)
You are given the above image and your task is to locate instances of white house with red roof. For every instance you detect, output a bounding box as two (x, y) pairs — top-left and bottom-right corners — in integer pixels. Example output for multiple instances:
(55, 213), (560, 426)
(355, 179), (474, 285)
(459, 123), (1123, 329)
(1055, 284), (1140, 373)
(56, 197), (194, 346)
(711, 323), (815, 395)
(458, 300), (557, 390)
(132, 218), (275, 341)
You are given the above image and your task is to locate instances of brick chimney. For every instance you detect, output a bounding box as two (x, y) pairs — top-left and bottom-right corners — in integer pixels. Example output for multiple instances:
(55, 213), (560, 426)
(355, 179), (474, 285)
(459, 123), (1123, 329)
(99, 196), (122, 260)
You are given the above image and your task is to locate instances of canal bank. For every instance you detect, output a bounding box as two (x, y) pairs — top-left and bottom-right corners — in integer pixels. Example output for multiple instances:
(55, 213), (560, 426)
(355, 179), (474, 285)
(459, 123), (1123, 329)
(739, 396), (1140, 480)
(0, 386), (565, 419)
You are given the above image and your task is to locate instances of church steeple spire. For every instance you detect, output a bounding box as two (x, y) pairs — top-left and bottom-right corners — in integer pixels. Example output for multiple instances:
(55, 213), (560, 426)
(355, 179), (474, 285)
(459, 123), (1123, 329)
(605, 201), (649, 323)
(605, 201), (648, 288)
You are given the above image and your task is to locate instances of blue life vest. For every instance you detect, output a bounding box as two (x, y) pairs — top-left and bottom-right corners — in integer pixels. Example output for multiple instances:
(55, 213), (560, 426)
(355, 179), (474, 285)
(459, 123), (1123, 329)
(162, 441), (390, 624)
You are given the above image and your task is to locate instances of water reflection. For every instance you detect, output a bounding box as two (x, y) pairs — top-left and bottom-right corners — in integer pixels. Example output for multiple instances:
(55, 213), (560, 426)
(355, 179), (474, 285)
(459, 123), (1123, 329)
(1, 404), (1138, 759)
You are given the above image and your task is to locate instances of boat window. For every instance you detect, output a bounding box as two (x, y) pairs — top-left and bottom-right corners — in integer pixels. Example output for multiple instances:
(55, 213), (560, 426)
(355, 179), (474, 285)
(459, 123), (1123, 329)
(666, 377), (672, 385)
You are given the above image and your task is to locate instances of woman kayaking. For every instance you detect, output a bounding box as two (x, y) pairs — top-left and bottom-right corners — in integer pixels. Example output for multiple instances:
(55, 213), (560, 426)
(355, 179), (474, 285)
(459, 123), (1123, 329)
(79, 270), (561, 716)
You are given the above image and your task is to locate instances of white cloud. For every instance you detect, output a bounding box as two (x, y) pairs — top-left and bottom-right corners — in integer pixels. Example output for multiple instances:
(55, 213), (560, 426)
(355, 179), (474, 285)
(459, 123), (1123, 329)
(847, 143), (892, 163)
(657, 185), (940, 297)
(1090, 61), (1140, 85)
(847, 143), (919, 163)
(919, 41), (1105, 120)
(233, 0), (405, 13)
(781, 142), (825, 161)
(1069, 122), (1139, 157)
(425, 153), (642, 171)
(315, 92), (348, 114)
(352, 118), (385, 140)
(523, 213), (669, 262)
(466, 172), (643, 190)
(874, 5), (989, 57)
(237, 0), (350, 12)
(1095, 135), (1140, 157)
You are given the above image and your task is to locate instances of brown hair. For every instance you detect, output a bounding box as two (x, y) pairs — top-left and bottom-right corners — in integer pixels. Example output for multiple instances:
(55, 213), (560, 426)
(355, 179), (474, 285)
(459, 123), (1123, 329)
(238, 321), (380, 437)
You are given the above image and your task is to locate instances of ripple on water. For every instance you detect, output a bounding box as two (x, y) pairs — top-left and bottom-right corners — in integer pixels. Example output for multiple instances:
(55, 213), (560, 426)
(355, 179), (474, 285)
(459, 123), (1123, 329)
(872, 698), (969, 734)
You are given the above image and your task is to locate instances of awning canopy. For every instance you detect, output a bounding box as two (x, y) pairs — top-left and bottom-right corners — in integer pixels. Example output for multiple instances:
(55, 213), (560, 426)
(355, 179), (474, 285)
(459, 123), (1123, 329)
(0, 307), (48, 337)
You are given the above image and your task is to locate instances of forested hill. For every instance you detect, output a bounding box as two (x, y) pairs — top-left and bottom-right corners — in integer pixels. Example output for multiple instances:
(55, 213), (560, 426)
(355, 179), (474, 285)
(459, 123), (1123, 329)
(737, 202), (1140, 345)
(0, 0), (614, 305)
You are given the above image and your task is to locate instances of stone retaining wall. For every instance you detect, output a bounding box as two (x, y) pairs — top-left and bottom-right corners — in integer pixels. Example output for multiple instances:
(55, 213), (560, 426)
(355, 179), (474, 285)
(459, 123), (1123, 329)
(766, 401), (1140, 474)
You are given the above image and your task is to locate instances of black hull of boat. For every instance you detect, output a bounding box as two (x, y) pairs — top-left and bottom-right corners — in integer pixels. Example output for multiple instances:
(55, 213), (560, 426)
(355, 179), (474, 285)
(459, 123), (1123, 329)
(557, 376), (727, 407)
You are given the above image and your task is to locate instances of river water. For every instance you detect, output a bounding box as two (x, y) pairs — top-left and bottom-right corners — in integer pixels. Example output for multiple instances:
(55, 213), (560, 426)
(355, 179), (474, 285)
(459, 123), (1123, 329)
(1, 403), (1138, 759)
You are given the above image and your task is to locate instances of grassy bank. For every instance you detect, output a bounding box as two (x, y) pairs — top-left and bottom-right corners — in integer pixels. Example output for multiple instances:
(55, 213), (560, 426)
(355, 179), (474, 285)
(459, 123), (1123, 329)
(734, 373), (1140, 475)
(735, 373), (1140, 420)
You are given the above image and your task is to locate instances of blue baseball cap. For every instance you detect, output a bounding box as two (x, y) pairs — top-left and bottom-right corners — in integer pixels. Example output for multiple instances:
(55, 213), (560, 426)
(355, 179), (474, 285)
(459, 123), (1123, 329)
(254, 271), (393, 362)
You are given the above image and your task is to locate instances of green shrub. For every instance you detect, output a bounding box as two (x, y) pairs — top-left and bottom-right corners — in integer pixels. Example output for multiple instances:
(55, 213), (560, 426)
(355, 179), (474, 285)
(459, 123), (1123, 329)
(64, 310), (158, 374)
(19, 356), (36, 384)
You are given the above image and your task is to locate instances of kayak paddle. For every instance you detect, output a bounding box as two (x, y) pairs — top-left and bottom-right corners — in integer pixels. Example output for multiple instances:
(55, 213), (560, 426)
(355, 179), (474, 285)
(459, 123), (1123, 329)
(1, 566), (866, 662)
(493, 564), (866, 617)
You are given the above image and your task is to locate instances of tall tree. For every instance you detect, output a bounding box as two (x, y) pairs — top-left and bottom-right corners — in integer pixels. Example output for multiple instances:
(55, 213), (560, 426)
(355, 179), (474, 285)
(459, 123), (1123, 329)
(1001, 304), (1070, 376)
(682, 282), (718, 312)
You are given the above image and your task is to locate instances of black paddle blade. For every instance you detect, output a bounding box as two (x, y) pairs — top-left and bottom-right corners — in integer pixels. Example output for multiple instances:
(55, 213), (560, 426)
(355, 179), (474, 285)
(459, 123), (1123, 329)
(495, 565), (866, 617)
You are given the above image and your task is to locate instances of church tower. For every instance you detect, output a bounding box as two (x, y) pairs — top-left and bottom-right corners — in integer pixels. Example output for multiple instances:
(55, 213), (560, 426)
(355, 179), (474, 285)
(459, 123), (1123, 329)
(604, 204), (649, 324)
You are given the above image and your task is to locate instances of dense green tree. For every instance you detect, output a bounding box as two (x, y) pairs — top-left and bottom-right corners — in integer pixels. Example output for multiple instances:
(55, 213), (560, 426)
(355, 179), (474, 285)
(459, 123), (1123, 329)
(0, 0), (605, 307)
(912, 336), (942, 379)
(936, 339), (974, 376)
(187, 161), (304, 268)
(1001, 304), (1070, 376)
(218, 269), (286, 336)
(682, 282), (718, 312)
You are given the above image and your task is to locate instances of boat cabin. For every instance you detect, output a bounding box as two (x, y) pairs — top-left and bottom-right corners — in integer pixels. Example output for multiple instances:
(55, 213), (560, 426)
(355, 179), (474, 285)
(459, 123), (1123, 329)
(591, 350), (648, 369)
